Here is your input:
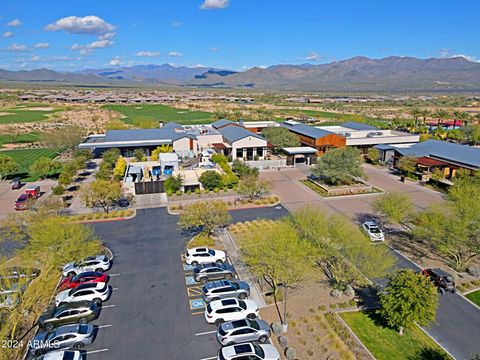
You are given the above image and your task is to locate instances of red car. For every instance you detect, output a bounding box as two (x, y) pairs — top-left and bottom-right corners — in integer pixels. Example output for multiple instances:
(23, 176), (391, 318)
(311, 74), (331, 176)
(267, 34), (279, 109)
(14, 193), (33, 211)
(59, 271), (109, 290)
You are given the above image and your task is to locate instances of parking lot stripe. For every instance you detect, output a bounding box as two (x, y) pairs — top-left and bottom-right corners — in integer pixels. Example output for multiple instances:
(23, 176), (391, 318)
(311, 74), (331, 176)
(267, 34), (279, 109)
(187, 286), (203, 297)
(191, 311), (204, 315)
(112, 287), (119, 290)
(195, 330), (216, 336)
(199, 356), (217, 360)
(109, 273), (121, 277)
(86, 349), (109, 355)
(102, 304), (116, 308)
(97, 324), (113, 329)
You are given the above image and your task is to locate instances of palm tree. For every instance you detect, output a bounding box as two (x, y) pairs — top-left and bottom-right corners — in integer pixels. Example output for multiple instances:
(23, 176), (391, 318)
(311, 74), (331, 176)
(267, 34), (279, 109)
(419, 109), (430, 126)
(409, 108), (421, 126)
(434, 109), (450, 128)
(456, 111), (471, 129)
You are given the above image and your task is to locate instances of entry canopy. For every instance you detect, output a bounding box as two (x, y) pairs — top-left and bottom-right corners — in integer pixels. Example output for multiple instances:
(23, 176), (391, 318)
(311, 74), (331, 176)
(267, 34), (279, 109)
(282, 146), (317, 155)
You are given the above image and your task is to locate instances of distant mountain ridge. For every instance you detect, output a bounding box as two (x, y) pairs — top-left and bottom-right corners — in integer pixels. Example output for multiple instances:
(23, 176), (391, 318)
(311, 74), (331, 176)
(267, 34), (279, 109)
(1, 56), (480, 91)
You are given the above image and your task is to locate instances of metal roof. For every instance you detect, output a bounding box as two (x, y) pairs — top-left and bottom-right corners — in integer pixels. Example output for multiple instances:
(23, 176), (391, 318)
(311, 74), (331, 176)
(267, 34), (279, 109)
(282, 146), (318, 155)
(394, 140), (480, 169)
(162, 122), (183, 129)
(105, 128), (195, 143)
(211, 119), (235, 129)
(342, 121), (378, 130)
(218, 125), (266, 144)
(281, 122), (335, 139)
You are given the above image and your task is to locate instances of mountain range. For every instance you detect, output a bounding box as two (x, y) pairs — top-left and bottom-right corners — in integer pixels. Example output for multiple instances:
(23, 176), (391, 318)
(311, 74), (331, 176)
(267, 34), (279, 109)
(1, 56), (480, 92)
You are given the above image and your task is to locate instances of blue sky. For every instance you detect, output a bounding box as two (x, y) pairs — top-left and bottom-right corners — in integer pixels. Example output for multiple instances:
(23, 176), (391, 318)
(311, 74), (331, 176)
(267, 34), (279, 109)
(0, 0), (479, 71)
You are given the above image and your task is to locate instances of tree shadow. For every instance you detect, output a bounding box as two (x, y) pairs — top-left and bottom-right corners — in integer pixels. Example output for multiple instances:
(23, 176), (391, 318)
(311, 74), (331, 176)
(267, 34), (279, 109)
(355, 212), (383, 226)
(407, 347), (451, 360)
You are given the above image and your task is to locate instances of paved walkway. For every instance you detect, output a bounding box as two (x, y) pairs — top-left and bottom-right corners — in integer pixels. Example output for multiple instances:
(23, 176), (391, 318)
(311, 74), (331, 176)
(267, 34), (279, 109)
(68, 159), (102, 214)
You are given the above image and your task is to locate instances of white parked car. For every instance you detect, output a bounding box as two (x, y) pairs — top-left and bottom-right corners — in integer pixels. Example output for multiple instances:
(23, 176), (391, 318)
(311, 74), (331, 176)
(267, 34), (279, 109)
(62, 255), (111, 277)
(362, 221), (385, 242)
(205, 298), (258, 327)
(33, 350), (83, 360)
(55, 282), (111, 307)
(185, 247), (226, 266)
(217, 342), (280, 360)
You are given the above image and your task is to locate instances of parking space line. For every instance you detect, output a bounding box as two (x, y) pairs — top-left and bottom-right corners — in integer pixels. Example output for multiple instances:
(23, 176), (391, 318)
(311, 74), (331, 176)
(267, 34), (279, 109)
(102, 304), (116, 308)
(191, 311), (204, 315)
(112, 287), (119, 290)
(109, 273), (121, 277)
(86, 349), (109, 355)
(97, 324), (112, 329)
(199, 356), (217, 360)
(195, 330), (216, 336)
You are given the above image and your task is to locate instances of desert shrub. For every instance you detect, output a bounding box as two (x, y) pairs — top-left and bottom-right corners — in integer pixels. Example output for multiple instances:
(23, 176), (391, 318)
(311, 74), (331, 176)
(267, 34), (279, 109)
(344, 284), (355, 297)
(271, 323), (283, 335)
(176, 190), (182, 196)
(330, 289), (342, 298)
(285, 348), (296, 360)
(188, 234), (216, 248)
(278, 336), (288, 348)
(318, 305), (327, 311)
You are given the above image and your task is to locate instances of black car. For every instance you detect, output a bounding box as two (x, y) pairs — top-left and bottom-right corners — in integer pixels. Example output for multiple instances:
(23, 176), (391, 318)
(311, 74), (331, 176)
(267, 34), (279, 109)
(11, 177), (21, 190)
(193, 262), (236, 284)
(422, 268), (456, 294)
(38, 301), (100, 331)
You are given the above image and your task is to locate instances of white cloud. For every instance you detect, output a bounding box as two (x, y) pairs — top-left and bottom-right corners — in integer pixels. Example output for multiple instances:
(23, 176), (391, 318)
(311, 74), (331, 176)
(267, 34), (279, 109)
(70, 39), (114, 55)
(5, 43), (29, 52)
(31, 56), (41, 61)
(208, 47), (220, 52)
(304, 51), (320, 61)
(451, 54), (478, 62)
(7, 19), (22, 27)
(168, 51), (183, 57)
(109, 57), (121, 66)
(438, 48), (478, 62)
(135, 51), (160, 57)
(2, 31), (13, 38)
(45, 15), (115, 36)
(34, 42), (50, 49)
(172, 21), (182, 27)
(200, 0), (230, 9)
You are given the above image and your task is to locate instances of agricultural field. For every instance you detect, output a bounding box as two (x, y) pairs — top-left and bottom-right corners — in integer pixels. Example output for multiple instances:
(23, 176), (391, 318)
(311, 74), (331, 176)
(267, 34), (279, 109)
(1, 148), (60, 181)
(0, 104), (63, 124)
(103, 104), (213, 126)
(340, 311), (451, 360)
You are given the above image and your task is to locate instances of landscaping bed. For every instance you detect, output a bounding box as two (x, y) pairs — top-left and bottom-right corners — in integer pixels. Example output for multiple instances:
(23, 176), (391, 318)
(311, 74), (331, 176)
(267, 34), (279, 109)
(169, 195), (279, 213)
(299, 179), (382, 197)
(67, 209), (135, 222)
(339, 311), (452, 360)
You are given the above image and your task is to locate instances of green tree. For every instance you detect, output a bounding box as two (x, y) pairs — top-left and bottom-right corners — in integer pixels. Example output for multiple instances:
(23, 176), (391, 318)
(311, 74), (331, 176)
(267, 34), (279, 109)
(102, 148), (120, 166)
(82, 179), (122, 213)
(396, 156), (417, 175)
(262, 127), (300, 153)
(312, 147), (364, 185)
(211, 153), (228, 165)
(378, 269), (438, 335)
(199, 170), (222, 190)
(240, 220), (313, 325)
(40, 126), (85, 152)
(232, 160), (259, 178)
(0, 155), (18, 180)
(221, 172), (239, 189)
(366, 148), (381, 164)
(165, 174), (183, 194)
(434, 109), (450, 127)
(372, 192), (415, 231)
(29, 157), (60, 179)
(151, 145), (173, 161)
(463, 124), (480, 145)
(237, 175), (272, 200)
(178, 201), (231, 236)
(58, 171), (73, 187)
(133, 148), (146, 162)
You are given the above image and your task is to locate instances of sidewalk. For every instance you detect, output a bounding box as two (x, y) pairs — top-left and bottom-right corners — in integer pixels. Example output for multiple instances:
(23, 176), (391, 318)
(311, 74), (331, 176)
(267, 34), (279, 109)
(68, 159), (101, 214)
(220, 229), (267, 308)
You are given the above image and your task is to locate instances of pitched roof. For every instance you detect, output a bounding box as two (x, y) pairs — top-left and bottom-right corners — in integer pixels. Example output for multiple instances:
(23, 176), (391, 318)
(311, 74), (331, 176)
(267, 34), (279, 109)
(211, 119), (236, 129)
(395, 140), (480, 169)
(218, 125), (266, 144)
(341, 121), (378, 131)
(281, 122), (335, 139)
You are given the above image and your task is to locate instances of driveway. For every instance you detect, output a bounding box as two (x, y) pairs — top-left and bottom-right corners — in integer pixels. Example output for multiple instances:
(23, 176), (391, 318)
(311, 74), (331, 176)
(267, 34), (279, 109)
(88, 206), (288, 360)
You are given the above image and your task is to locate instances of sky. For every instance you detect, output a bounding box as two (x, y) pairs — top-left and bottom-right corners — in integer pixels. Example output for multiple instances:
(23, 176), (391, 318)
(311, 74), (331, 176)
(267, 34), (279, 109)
(0, 0), (479, 71)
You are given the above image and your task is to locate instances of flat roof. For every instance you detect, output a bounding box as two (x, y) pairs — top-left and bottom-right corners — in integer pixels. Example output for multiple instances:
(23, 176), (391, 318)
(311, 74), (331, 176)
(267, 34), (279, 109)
(282, 146), (317, 155)
(281, 122), (334, 139)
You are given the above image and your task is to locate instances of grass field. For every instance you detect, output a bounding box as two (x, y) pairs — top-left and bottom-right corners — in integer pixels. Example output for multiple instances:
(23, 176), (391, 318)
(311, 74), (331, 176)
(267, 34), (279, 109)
(0, 104), (62, 124)
(0, 132), (40, 148)
(1, 148), (60, 181)
(340, 311), (451, 360)
(103, 104), (214, 126)
(466, 290), (480, 306)
(274, 108), (380, 123)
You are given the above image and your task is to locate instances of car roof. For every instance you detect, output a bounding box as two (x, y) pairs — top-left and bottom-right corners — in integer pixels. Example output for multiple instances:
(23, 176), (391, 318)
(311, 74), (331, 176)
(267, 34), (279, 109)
(223, 319), (248, 330)
(84, 255), (106, 261)
(364, 221), (379, 226)
(43, 351), (80, 360)
(188, 247), (208, 253)
(73, 271), (103, 278)
(429, 268), (452, 277)
(211, 298), (239, 309)
(17, 194), (30, 200)
(54, 301), (96, 313)
(72, 282), (105, 292)
(48, 324), (82, 335)
(205, 280), (231, 289)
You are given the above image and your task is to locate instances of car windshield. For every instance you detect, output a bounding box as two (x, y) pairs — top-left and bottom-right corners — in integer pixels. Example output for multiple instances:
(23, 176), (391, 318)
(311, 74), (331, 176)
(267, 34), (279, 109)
(445, 276), (454, 283)
(63, 352), (76, 360)
(250, 320), (260, 330)
(218, 327), (228, 336)
(369, 227), (381, 233)
(46, 330), (58, 341)
(253, 344), (265, 358)
(231, 282), (240, 290)
(238, 300), (246, 310)
(208, 249), (215, 256)
(206, 304), (212, 314)
(78, 324), (89, 334)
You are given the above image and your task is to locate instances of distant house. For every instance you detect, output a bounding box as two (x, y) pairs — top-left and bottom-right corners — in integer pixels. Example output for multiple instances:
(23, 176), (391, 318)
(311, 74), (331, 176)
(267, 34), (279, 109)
(375, 140), (480, 177)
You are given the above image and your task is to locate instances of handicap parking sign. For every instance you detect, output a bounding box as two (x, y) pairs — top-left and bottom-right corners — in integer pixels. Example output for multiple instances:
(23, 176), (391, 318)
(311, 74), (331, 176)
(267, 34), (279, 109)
(190, 298), (206, 310)
(185, 276), (197, 285)
(183, 264), (194, 271)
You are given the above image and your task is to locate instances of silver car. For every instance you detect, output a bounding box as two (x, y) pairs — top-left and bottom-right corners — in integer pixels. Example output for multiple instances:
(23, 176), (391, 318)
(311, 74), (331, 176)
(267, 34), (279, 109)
(217, 319), (271, 346)
(202, 280), (250, 303)
(62, 255), (111, 277)
(29, 324), (95, 356)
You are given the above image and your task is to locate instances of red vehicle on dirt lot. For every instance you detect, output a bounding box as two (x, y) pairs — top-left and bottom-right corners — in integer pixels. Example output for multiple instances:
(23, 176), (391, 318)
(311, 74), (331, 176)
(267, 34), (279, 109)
(14, 193), (33, 211)
(59, 271), (110, 290)
(24, 185), (41, 198)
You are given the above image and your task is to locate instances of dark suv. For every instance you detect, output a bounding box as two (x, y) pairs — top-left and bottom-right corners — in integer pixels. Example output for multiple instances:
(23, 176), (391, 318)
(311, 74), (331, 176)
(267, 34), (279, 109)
(193, 262), (237, 284)
(422, 268), (456, 294)
(38, 301), (100, 331)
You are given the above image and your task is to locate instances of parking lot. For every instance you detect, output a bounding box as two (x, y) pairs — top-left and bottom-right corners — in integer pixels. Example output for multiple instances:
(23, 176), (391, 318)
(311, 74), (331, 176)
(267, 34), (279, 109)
(88, 206), (287, 360)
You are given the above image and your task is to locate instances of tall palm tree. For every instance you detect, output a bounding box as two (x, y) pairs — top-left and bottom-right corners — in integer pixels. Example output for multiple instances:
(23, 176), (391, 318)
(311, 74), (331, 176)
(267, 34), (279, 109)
(419, 109), (430, 126)
(434, 109), (450, 128)
(409, 108), (421, 126)
(456, 111), (471, 129)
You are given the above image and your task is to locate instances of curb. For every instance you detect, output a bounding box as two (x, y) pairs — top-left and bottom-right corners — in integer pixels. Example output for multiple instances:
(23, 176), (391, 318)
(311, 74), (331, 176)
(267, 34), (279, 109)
(334, 311), (376, 360)
(167, 201), (281, 216)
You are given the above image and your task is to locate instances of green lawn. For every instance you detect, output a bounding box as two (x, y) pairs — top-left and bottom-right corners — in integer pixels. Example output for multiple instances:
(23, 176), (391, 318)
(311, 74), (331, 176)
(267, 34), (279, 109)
(0, 104), (62, 124)
(340, 311), (452, 360)
(466, 290), (480, 306)
(0, 132), (40, 147)
(103, 104), (214, 126)
(1, 148), (61, 181)
(274, 108), (381, 123)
